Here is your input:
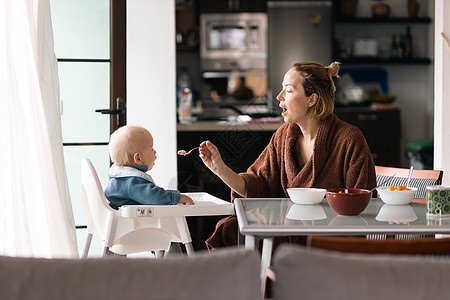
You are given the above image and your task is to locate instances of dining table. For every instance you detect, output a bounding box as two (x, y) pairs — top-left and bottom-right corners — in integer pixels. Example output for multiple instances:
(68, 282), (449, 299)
(234, 197), (450, 279)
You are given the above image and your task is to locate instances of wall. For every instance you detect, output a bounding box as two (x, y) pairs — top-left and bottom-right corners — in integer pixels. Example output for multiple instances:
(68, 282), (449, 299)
(127, 0), (178, 189)
(434, 0), (450, 185)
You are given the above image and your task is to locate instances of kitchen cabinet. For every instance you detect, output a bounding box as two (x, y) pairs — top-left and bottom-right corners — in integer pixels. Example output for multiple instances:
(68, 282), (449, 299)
(198, 0), (266, 13)
(335, 106), (401, 167)
(176, 5), (198, 51)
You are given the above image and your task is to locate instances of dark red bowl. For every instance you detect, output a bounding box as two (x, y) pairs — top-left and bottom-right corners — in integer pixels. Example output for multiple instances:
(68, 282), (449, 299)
(326, 188), (371, 216)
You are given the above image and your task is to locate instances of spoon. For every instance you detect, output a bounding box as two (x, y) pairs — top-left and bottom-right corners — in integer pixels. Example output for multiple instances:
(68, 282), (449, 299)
(406, 166), (414, 188)
(177, 146), (200, 156)
(370, 173), (397, 193)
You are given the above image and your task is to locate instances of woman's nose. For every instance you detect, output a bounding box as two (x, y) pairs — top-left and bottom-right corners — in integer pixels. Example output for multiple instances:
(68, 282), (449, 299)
(276, 91), (283, 101)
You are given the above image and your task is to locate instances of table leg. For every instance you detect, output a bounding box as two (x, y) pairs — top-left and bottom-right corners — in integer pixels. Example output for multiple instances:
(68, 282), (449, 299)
(245, 235), (257, 250)
(184, 242), (195, 256)
(260, 237), (274, 281)
(237, 231), (245, 248)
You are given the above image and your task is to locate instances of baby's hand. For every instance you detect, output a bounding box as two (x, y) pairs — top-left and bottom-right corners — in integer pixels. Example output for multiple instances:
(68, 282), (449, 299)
(180, 194), (194, 205)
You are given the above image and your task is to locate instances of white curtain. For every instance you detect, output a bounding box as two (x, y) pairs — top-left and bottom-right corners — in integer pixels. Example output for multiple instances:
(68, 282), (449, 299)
(0, 0), (78, 258)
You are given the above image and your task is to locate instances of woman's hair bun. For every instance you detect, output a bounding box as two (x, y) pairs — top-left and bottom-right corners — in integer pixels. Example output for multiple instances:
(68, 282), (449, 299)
(327, 61), (341, 78)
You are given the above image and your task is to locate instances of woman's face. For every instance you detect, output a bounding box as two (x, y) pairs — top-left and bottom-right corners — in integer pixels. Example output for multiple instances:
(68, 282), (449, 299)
(276, 68), (316, 124)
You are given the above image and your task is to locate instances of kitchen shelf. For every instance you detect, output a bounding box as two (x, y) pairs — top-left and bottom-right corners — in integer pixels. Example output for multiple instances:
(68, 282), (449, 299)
(337, 57), (432, 65)
(335, 17), (432, 24)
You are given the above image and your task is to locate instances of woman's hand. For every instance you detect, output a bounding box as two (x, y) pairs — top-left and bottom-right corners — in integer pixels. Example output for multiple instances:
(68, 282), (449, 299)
(199, 141), (225, 174)
(199, 140), (246, 197)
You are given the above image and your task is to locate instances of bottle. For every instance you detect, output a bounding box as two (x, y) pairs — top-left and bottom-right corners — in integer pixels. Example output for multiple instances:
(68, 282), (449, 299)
(177, 67), (193, 123)
(405, 26), (413, 59)
(390, 34), (398, 58)
(397, 34), (405, 58)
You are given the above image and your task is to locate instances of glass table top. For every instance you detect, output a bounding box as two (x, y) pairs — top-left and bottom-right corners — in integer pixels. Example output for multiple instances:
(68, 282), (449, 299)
(234, 198), (450, 236)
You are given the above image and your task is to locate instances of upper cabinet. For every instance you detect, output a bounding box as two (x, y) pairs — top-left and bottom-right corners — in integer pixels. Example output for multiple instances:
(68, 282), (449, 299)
(176, 3), (198, 50)
(198, 0), (266, 13)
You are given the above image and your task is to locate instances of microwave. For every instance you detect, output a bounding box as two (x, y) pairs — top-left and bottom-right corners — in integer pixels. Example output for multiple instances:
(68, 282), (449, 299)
(200, 13), (267, 71)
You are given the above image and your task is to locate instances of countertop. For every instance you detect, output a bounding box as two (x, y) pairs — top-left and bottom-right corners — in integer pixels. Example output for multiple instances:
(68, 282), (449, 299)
(177, 120), (284, 132)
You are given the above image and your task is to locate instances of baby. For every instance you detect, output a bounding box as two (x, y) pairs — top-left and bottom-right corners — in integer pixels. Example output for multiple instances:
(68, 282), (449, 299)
(104, 125), (194, 209)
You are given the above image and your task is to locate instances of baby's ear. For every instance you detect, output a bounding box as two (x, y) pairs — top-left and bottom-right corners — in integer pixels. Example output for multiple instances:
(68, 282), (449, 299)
(133, 152), (141, 165)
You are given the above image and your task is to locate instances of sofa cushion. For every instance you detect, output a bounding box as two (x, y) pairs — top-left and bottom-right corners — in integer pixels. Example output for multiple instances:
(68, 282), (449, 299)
(272, 245), (450, 300)
(0, 248), (261, 300)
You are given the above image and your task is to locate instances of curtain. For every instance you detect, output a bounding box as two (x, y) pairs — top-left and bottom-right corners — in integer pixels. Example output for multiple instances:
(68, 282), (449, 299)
(0, 0), (78, 258)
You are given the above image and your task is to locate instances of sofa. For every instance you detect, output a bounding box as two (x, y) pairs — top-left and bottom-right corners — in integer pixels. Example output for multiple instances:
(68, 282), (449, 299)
(3, 245), (450, 300)
(0, 248), (261, 300)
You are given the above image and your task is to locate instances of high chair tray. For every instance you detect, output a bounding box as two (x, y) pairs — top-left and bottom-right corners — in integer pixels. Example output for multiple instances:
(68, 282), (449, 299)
(119, 192), (234, 218)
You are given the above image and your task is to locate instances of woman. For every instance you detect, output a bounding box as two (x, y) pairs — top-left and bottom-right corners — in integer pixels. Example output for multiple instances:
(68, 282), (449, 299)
(199, 61), (377, 249)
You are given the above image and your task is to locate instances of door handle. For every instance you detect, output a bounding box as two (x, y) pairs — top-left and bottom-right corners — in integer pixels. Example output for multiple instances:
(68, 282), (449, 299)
(96, 97), (126, 128)
(95, 109), (123, 114)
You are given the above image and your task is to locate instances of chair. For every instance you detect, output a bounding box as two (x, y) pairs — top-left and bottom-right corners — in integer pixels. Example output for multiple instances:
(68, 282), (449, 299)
(307, 236), (450, 255)
(80, 158), (194, 258)
(375, 165), (443, 202)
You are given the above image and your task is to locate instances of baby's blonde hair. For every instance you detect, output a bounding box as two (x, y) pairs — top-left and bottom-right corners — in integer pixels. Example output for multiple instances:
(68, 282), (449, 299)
(109, 125), (153, 166)
(290, 61), (341, 120)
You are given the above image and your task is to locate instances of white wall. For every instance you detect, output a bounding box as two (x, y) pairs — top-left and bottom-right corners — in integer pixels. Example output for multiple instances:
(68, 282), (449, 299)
(127, 0), (178, 189)
(434, 0), (450, 185)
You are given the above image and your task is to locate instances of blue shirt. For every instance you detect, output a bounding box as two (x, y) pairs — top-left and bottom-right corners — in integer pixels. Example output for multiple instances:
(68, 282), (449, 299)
(104, 165), (180, 209)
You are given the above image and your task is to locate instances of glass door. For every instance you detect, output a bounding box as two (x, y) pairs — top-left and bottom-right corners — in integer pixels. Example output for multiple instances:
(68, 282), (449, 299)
(50, 0), (125, 257)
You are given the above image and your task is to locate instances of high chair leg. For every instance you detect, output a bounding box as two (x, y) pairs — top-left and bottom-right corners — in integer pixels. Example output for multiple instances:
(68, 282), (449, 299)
(81, 233), (93, 258)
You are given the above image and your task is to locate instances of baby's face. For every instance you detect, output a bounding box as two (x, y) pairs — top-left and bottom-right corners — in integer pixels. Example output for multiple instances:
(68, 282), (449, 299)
(139, 134), (157, 170)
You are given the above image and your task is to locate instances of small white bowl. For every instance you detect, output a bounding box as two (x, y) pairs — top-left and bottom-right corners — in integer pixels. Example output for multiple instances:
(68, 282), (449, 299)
(287, 188), (326, 205)
(377, 187), (418, 205)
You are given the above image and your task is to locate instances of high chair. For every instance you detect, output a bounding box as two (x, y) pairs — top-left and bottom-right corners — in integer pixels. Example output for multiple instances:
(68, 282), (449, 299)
(80, 158), (194, 258)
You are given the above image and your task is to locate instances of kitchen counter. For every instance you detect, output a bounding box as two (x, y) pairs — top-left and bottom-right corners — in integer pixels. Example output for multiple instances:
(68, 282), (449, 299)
(177, 120), (284, 132)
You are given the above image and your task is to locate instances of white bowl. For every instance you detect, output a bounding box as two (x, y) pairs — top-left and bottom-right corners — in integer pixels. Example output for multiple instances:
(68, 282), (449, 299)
(377, 187), (418, 205)
(287, 188), (327, 205)
(286, 204), (327, 221)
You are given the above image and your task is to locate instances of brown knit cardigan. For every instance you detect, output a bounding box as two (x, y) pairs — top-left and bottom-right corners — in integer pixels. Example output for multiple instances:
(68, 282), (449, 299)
(206, 114), (377, 249)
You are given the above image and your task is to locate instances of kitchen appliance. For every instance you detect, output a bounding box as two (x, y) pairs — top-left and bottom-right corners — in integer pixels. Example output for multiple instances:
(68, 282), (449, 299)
(200, 13), (267, 71)
(199, 12), (269, 115)
(267, 1), (332, 113)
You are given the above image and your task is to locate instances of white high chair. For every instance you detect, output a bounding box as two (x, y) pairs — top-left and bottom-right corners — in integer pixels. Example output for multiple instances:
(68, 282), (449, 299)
(80, 158), (194, 258)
